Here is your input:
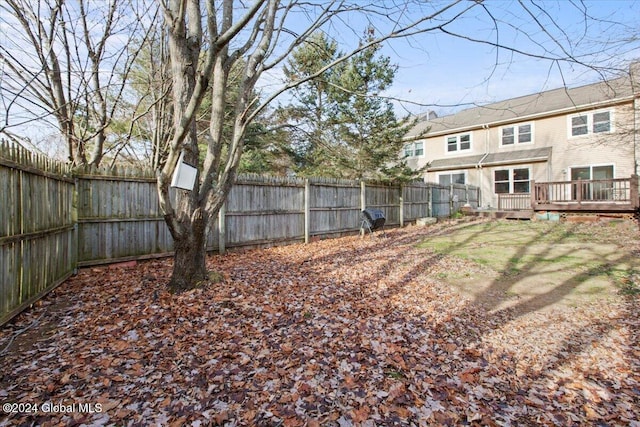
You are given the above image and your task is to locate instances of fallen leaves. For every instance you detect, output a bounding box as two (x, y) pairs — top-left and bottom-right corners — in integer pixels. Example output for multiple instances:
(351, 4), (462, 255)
(0, 219), (639, 426)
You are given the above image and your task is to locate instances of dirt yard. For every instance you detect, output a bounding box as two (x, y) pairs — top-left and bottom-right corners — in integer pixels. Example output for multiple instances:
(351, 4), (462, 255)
(1, 218), (639, 426)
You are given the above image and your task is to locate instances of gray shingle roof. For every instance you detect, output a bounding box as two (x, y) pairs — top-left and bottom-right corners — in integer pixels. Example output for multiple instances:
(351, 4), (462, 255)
(407, 76), (635, 139)
(482, 147), (552, 167)
(428, 154), (485, 171)
(428, 147), (552, 171)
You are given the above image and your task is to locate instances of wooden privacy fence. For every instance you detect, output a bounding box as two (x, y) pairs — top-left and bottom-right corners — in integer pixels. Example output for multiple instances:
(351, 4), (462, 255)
(1, 142), (480, 324)
(75, 166), (174, 266)
(0, 142), (76, 326)
(75, 169), (479, 263)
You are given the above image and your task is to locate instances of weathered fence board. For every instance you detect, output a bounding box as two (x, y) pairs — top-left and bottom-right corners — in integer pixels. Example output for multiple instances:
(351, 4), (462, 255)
(428, 183), (479, 218)
(366, 183), (402, 226)
(403, 183), (431, 221)
(75, 167), (172, 266)
(309, 178), (361, 236)
(0, 141), (75, 326)
(226, 175), (305, 246)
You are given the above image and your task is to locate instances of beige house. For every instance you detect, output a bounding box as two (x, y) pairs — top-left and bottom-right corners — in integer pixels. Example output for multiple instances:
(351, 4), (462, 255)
(404, 63), (640, 209)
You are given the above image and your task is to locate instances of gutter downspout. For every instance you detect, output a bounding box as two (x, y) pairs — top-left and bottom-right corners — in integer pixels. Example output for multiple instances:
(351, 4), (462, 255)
(476, 124), (490, 208)
(477, 152), (489, 167)
(631, 63), (639, 176)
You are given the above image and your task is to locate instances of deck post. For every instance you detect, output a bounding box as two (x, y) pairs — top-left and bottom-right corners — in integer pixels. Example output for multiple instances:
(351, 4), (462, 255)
(576, 178), (583, 205)
(530, 180), (536, 209)
(631, 174), (639, 209)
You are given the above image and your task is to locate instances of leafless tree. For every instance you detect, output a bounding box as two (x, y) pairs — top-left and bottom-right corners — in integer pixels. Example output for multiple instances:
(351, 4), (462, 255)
(107, 19), (173, 169)
(0, 0), (157, 166)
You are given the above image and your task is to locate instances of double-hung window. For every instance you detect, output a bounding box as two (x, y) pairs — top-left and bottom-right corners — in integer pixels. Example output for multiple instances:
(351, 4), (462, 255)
(446, 133), (471, 153)
(592, 112), (611, 133)
(501, 123), (532, 146)
(403, 143), (414, 157)
(414, 141), (424, 156)
(569, 110), (612, 137)
(403, 141), (424, 157)
(494, 168), (530, 194)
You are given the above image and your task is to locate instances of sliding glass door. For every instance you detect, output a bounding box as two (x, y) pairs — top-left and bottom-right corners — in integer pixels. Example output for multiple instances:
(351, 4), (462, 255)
(570, 165), (613, 200)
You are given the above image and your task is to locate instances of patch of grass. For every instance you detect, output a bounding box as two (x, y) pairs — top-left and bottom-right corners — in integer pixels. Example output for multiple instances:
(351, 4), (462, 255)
(538, 254), (578, 264)
(208, 270), (225, 283)
(450, 211), (464, 220)
(417, 220), (640, 308)
(618, 281), (640, 296)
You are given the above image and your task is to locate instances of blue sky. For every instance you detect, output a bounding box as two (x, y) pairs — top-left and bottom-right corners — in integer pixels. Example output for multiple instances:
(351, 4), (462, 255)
(346, 0), (640, 118)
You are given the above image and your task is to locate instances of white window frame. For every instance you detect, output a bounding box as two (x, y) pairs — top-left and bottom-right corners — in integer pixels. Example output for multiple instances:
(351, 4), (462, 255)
(403, 141), (424, 158)
(568, 109), (614, 138)
(403, 143), (414, 157)
(414, 141), (424, 157)
(500, 123), (534, 147)
(568, 164), (615, 180)
(493, 167), (531, 194)
(437, 170), (467, 186)
(444, 133), (472, 154)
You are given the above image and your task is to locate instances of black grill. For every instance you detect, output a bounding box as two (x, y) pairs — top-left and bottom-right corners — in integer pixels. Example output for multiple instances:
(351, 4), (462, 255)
(360, 208), (386, 236)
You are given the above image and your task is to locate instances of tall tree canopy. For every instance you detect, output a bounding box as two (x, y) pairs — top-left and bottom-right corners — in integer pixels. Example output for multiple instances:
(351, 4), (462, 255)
(0, 0), (158, 166)
(280, 28), (420, 181)
(279, 32), (342, 175)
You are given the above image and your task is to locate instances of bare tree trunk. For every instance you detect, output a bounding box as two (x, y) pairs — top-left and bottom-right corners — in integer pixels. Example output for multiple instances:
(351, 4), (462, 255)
(168, 209), (208, 292)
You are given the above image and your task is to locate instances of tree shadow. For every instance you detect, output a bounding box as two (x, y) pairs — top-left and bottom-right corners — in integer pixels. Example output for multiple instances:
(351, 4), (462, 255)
(471, 221), (634, 318)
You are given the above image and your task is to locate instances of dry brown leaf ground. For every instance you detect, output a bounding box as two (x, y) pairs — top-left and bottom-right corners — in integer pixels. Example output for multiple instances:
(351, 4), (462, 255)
(1, 218), (639, 426)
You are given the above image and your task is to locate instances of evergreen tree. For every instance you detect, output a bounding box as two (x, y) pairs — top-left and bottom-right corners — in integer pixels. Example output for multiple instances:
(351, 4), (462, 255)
(281, 29), (420, 181)
(329, 27), (418, 181)
(279, 32), (342, 176)
(197, 62), (294, 175)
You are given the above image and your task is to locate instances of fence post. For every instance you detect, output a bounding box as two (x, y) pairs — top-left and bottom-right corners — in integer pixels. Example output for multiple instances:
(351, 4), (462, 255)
(304, 179), (310, 244)
(428, 184), (433, 217)
(218, 202), (226, 255)
(72, 178), (79, 274)
(399, 184), (404, 227)
(449, 184), (454, 217)
(360, 180), (366, 211)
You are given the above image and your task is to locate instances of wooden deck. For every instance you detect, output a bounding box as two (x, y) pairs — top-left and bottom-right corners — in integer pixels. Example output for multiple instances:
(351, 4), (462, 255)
(498, 175), (640, 213)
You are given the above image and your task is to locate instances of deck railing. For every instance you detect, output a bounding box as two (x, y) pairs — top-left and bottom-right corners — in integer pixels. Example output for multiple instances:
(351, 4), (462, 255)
(532, 175), (639, 212)
(497, 193), (531, 210)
